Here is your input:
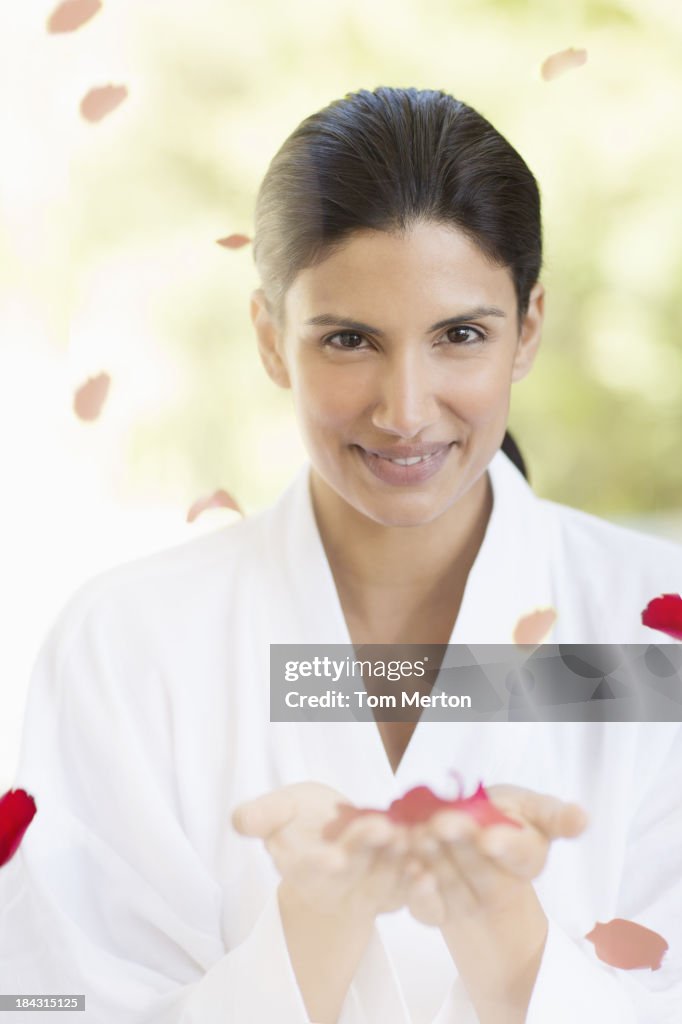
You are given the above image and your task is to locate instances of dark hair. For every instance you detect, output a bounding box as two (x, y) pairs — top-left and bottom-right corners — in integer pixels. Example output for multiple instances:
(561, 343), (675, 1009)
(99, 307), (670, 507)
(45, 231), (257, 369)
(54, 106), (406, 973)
(252, 86), (542, 481)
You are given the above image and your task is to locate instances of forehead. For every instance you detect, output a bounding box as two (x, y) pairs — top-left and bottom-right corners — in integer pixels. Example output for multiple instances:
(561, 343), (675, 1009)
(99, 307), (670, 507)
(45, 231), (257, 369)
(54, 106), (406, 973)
(285, 221), (516, 322)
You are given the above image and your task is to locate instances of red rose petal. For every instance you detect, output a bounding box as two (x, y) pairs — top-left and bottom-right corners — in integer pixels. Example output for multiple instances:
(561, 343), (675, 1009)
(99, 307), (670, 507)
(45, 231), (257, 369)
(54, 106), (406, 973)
(322, 778), (521, 841)
(641, 594), (682, 641)
(80, 85), (128, 124)
(586, 919), (668, 971)
(513, 607), (557, 646)
(0, 789), (37, 867)
(47, 0), (102, 33)
(73, 372), (110, 421)
(186, 489), (243, 523)
(541, 47), (588, 82)
(216, 234), (251, 249)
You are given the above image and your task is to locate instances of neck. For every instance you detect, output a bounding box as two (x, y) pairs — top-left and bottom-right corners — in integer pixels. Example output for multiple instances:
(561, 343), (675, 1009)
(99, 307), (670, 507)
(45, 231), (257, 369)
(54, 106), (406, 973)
(309, 469), (493, 614)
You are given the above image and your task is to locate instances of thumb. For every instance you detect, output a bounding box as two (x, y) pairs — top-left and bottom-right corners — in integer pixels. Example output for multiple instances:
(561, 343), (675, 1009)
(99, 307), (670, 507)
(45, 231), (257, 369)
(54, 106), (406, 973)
(529, 794), (589, 838)
(558, 801), (590, 837)
(232, 791), (296, 838)
(495, 786), (589, 839)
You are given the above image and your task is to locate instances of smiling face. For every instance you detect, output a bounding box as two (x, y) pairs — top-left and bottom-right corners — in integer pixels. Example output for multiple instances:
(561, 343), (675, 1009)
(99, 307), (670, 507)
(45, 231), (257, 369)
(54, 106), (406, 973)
(251, 220), (544, 529)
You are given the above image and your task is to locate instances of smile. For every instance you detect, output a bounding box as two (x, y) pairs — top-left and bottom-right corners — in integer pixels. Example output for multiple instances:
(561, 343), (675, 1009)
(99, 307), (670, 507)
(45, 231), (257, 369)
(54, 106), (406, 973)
(354, 443), (456, 485)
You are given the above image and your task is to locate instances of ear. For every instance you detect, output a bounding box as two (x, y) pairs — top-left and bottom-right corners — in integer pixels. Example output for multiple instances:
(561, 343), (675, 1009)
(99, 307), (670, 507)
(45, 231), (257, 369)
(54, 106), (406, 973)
(511, 281), (545, 383)
(250, 288), (291, 389)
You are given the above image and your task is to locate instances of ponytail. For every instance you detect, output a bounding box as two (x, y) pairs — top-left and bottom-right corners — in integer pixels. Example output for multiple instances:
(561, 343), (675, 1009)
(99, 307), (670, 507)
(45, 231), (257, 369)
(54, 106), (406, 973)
(501, 430), (529, 481)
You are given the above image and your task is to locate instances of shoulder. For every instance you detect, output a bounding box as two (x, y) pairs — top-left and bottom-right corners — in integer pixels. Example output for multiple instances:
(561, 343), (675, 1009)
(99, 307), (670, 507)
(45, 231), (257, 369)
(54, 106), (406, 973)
(42, 511), (271, 670)
(543, 497), (682, 570)
(540, 497), (682, 640)
(33, 463), (310, 685)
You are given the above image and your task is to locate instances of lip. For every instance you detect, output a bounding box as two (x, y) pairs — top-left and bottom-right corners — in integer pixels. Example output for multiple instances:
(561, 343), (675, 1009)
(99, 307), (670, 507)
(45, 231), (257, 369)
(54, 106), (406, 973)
(354, 442), (457, 486)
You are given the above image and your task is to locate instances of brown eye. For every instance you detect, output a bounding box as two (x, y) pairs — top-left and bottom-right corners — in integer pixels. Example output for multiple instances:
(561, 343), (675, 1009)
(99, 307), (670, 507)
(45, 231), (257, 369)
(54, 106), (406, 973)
(324, 331), (368, 349)
(445, 326), (485, 345)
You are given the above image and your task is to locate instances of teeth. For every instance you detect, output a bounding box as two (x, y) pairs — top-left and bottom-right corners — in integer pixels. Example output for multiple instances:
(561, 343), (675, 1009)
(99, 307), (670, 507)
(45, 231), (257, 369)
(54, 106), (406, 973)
(384, 453), (431, 465)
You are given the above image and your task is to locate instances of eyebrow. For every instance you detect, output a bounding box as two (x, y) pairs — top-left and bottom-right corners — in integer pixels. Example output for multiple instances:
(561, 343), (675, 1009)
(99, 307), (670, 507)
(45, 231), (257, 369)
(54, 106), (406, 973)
(302, 305), (507, 335)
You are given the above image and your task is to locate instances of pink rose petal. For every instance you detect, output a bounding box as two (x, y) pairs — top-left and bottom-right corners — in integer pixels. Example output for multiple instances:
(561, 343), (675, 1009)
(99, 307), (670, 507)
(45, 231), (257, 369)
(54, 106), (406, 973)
(322, 777), (521, 841)
(80, 85), (128, 123)
(186, 489), (243, 523)
(73, 372), (110, 421)
(0, 789), (37, 867)
(47, 0), (102, 34)
(216, 234), (251, 249)
(513, 607), (557, 646)
(586, 919), (668, 971)
(541, 47), (588, 82)
(641, 593), (682, 641)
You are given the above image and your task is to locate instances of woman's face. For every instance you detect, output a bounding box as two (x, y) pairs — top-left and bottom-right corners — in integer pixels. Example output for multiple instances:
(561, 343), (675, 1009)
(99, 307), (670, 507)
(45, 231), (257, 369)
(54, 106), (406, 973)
(252, 220), (544, 528)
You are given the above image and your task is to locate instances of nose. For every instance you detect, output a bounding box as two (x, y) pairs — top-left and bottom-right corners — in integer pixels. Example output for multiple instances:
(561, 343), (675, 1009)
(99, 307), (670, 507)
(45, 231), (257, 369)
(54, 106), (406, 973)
(370, 348), (440, 438)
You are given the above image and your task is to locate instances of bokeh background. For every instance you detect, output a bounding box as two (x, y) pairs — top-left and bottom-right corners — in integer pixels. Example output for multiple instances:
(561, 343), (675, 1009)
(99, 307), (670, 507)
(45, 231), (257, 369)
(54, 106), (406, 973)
(1, 0), (681, 788)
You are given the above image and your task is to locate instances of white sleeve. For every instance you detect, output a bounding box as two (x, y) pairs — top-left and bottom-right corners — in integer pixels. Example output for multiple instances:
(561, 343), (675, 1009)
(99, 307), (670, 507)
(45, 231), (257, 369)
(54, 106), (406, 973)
(432, 729), (682, 1024)
(430, 918), (636, 1024)
(0, 591), (417, 1024)
(179, 893), (412, 1024)
(0, 594), (312, 1023)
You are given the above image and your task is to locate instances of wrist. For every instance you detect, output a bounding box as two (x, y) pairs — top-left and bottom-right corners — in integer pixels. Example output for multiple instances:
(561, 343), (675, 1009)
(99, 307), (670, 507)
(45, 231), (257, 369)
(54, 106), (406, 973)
(276, 883), (377, 1023)
(278, 879), (377, 933)
(441, 887), (548, 1015)
(443, 883), (546, 941)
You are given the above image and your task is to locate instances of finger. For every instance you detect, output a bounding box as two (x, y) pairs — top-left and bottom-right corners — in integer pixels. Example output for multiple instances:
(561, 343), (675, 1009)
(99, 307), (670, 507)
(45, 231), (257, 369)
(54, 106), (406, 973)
(341, 813), (398, 853)
(231, 791), (295, 838)
(433, 835), (485, 909)
(557, 802), (590, 836)
(477, 824), (548, 879)
(428, 810), (478, 845)
(407, 821), (480, 913)
(489, 786), (589, 839)
(522, 796), (589, 839)
(351, 818), (413, 880)
(365, 828), (414, 905)
(406, 869), (447, 926)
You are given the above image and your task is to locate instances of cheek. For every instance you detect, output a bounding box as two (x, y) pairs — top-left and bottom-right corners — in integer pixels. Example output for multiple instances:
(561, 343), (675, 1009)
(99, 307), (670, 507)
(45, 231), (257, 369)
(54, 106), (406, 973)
(296, 365), (368, 429)
(443, 361), (512, 423)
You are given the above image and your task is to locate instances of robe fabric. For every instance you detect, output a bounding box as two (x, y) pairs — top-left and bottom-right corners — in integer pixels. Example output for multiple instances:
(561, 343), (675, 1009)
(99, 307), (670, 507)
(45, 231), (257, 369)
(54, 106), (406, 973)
(1, 448), (681, 1023)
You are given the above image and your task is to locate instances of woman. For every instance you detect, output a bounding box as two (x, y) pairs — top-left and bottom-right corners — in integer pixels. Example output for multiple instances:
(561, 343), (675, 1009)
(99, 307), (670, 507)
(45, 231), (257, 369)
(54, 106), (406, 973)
(1, 86), (681, 1024)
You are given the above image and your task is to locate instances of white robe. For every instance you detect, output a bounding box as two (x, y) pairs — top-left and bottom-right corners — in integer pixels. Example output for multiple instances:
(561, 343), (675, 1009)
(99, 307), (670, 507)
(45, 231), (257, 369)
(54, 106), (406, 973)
(1, 449), (682, 1023)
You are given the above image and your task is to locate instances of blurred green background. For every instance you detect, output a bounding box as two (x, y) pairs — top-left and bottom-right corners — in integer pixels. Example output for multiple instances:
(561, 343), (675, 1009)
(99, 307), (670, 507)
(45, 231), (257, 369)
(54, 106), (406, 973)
(14, 0), (682, 519)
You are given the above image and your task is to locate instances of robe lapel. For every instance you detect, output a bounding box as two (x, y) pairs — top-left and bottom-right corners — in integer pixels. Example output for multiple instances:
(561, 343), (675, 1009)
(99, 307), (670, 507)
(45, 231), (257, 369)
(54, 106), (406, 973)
(265, 461), (398, 803)
(449, 450), (556, 644)
(396, 453), (549, 794)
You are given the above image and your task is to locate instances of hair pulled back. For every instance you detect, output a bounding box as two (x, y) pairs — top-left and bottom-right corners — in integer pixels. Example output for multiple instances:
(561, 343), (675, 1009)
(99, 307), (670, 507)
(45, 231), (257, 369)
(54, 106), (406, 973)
(252, 86), (543, 480)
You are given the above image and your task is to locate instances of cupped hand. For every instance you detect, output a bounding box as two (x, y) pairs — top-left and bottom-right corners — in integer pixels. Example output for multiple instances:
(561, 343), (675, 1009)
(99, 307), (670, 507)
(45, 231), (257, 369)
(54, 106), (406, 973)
(402, 783), (589, 927)
(232, 781), (413, 920)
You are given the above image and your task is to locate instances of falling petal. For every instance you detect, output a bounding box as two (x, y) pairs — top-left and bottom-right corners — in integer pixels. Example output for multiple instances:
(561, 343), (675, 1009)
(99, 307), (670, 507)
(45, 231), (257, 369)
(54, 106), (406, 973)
(641, 594), (682, 641)
(586, 919), (668, 971)
(322, 778), (521, 841)
(80, 85), (128, 123)
(513, 607), (557, 646)
(216, 234), (251, 249)
(73, 372), (110, 421)
(187, 489), (243, 524)
(541, 47), (588, 82)
(0, 789), (37, 867)
(47, 0), (102, 33)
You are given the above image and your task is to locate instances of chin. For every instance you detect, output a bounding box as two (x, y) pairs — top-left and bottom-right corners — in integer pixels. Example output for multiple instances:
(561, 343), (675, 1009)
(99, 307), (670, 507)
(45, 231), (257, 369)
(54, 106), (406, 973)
(358, 497), (447, 529)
